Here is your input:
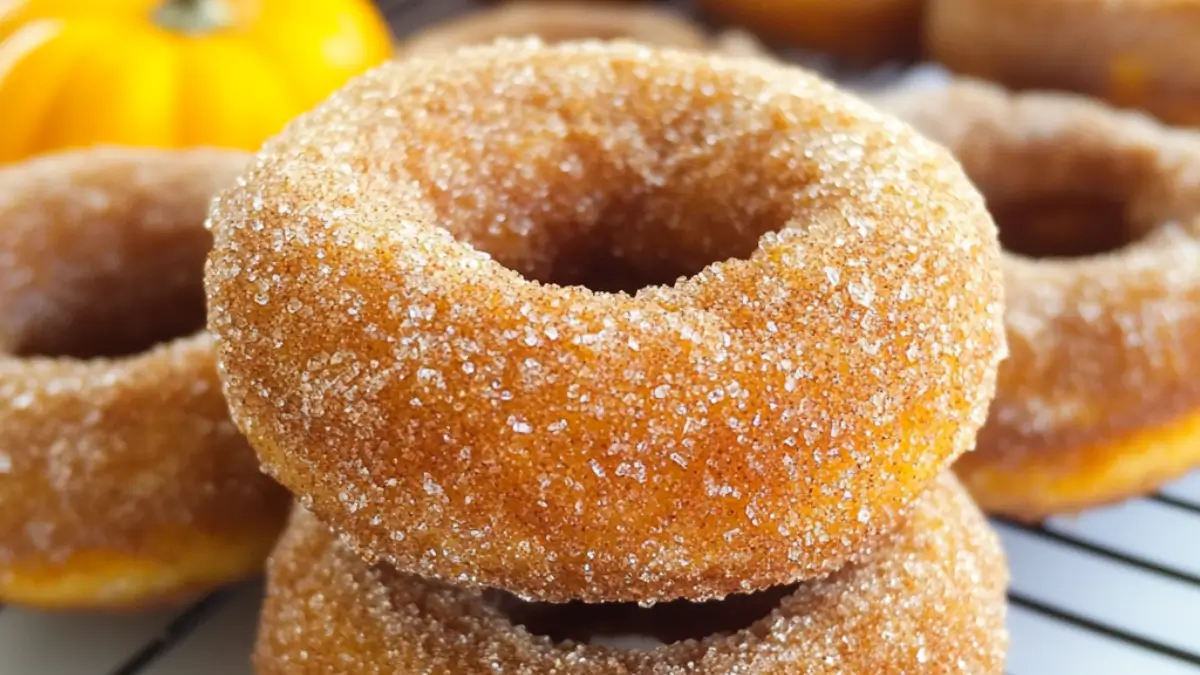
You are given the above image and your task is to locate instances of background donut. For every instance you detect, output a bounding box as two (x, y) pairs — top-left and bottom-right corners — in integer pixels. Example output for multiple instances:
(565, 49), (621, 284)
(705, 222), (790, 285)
(398, 2), (712, 55)
(925, 0), (1200, 125)
(206, 41), (1006, 603)
(877, 80), (1200, 518)
(0, 148), (289, 609)
(700, 0), (924, 64)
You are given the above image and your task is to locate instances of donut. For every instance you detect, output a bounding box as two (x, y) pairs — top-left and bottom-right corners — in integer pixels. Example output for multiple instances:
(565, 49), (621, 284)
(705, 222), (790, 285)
(709, 28), (772, 60)
(256, 473), (1008, 675)
(925, 0), (1200, 126)
(698, 0), (924, 64)
(398, 2), (761, 58)
(205, 41), (1006, 603)
(876, 79), (1200, 519)
(0, 148), (289, 609)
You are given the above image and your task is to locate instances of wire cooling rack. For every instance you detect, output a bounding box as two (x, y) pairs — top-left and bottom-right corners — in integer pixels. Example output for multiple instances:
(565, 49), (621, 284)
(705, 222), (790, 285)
(3, 1), (1199, 673)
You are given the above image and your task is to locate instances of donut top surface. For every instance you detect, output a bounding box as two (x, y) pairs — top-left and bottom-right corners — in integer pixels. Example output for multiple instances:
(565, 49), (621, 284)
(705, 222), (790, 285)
(0, 149), (221, 360)
(206, 41), (1006, 602)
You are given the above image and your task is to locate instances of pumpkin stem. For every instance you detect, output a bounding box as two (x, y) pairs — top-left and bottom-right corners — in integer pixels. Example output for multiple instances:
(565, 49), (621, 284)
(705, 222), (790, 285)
(153, 0), (233, 34)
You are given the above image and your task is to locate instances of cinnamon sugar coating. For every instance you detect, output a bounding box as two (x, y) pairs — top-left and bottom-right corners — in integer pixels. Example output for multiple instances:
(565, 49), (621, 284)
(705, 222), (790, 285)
(256, 473), (1008, 674)
(206, 41), (1006, 602)
(877, 80), (1200, 518)
(0, 148), (290, 609)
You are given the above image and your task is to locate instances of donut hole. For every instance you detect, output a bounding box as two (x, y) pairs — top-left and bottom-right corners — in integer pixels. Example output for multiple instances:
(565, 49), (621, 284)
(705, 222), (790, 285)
(991, 196), (1136, 259)
(964, 138), (1159, 260)
(10, 227), (211, 360)
(407, 71), (820, 294)
(438, 171), (788, 295)
(485, 583), (795, 647)
(538, 240), (723, 294)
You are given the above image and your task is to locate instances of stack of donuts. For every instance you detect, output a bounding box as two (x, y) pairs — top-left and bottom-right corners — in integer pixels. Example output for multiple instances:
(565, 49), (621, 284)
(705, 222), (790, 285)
(204, 41), (1011, 673)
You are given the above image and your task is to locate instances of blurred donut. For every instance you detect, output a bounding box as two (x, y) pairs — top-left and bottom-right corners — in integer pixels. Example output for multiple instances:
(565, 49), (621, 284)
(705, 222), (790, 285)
(399, 2), (714, 56)
(256, 473), (1008, 675)
(0, 148), (289, 609)
(206, 41), (1005, 602)
(926, 0), (1200, 125)
(700, 0), (924, 63)
(878, 79), (1200, 519)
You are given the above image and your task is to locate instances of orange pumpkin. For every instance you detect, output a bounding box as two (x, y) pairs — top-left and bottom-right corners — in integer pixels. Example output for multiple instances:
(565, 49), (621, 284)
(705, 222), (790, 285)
(0, 0), (394, 161)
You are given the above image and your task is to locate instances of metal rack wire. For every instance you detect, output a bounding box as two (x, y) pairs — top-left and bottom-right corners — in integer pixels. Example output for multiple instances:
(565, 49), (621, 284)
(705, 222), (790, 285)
(2, 2), (1198, 673)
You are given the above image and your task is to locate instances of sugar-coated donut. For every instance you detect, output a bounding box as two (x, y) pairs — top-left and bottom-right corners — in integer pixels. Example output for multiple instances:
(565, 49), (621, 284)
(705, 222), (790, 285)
(925, 0), (1200, 125)
(877, 79), (1200, 519)
(399, 2), (713, 56)
(699, 0), (924, 63)
(0, 148), (289, 609)
(206, 41), (1006, 603)
(256, 473), (1008, 675)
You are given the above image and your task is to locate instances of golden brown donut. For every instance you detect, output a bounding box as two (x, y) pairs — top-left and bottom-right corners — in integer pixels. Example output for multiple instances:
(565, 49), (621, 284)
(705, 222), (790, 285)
(925, 0), (1200, 126)
(398, 2), (761, 58)
(205, 41), (1006, 603)
(699, 0), (924, 63)
(256, 473), (1008, 675)
(0, 148), (289, 610)
(877, 79), (1200, 519)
